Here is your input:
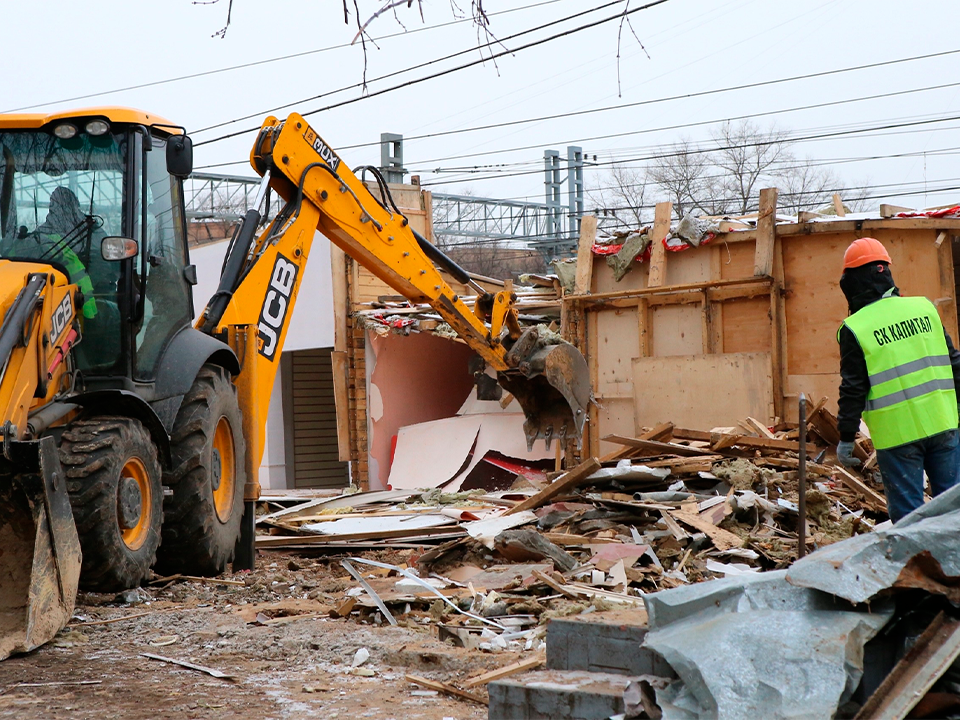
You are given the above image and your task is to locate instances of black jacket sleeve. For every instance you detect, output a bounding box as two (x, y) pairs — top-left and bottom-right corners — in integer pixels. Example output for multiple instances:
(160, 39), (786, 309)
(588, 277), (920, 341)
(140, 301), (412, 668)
(945, 330), (960, 405)
(837, 325), (869, 442)
(838, 326), (960, 442)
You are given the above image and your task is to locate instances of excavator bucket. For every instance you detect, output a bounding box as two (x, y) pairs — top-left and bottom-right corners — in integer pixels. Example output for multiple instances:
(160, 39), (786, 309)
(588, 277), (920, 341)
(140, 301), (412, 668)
(0, 437), (81, 661)
(498, 327), (591, 451)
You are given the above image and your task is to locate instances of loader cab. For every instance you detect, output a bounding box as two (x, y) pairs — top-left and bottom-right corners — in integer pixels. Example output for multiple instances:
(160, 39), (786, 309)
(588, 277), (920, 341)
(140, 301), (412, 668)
(0, 110), (195, 384)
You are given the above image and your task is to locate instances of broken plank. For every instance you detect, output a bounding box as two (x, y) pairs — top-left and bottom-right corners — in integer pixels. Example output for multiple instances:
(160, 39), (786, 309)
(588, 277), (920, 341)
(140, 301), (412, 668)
(601, 435), (712, 458)
(463, 654), (546, 688)
(807, 407), (869, 461)
(854, 612), (960, 720)
(531, 569), (579, 599)
(255, 525), (465, 547)
(833, 466), (888, 511)
(406, 674), (488, 706)
(669, 510), (742, 551)
(503, 458), (602, 515)
(600, 421), (675, 463)
(743, 416), (777, 439)
(573, 215), (598, 295)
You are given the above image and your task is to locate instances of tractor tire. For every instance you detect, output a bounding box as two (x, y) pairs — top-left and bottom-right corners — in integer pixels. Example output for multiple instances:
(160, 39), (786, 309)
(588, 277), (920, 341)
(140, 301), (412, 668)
(155, 364), (246, 576)
(59, 417), (163, 592)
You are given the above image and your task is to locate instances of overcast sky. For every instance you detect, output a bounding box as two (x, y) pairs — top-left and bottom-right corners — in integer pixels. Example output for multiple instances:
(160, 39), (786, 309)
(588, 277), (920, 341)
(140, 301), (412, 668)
(6, 0), (959, 215)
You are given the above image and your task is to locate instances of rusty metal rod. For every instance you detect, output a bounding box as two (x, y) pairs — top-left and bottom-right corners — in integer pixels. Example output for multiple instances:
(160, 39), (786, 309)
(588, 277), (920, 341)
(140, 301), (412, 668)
(797, 393), (807, 559)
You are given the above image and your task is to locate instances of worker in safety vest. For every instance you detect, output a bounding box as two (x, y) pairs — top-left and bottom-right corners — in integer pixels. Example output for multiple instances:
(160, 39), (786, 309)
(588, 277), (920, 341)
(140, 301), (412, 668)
(837, 237), (960, 522)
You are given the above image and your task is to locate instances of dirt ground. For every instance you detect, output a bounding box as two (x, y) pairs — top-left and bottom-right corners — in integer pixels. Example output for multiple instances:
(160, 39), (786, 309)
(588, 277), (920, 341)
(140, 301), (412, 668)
(0, 551), (504, 720)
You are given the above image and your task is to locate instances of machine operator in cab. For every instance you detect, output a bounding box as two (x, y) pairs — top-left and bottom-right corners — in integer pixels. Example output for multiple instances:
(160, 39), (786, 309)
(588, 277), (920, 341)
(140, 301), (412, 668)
(836, 237), (960, 522)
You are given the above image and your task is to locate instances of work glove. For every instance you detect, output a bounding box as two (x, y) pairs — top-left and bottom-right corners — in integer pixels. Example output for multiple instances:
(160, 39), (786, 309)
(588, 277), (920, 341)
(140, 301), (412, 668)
(837, 440), (861, 468)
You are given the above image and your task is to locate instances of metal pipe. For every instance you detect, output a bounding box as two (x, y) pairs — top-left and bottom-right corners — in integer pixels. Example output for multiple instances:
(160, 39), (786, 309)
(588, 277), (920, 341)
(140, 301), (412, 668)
(797, 393), (807, 559)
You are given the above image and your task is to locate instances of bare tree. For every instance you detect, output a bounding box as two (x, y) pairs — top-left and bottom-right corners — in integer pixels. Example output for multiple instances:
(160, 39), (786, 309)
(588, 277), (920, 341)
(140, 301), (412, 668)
(710, 120), (793, 215)
(587, 163), (648, 230)
(645, 138), (711, 217)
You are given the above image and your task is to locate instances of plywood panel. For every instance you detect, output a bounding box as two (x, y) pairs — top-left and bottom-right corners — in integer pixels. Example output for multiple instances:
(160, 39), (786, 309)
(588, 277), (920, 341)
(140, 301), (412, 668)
(721, 297), (770, 354)
(633, 352), (774, 429)
(592, 254), (649, 295)
(719, 239), (757, 280)
(651, 304), (702, 356)
(664, 247), (710, 286)
(874, 228), (941, 299)
(595, 308), (640, 399)
(782, 232), (850, 375)
(596, 397), (640, 458)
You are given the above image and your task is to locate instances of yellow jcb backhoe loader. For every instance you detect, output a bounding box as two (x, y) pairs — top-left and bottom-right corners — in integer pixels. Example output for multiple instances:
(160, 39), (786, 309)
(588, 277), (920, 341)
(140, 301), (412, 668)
(0, 107), (589, 660)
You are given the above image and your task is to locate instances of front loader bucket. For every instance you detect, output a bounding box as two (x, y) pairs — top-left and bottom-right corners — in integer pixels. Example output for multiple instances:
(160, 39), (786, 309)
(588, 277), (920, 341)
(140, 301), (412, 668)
(0, 437), (81, 661)
(498, 327), (591, 451)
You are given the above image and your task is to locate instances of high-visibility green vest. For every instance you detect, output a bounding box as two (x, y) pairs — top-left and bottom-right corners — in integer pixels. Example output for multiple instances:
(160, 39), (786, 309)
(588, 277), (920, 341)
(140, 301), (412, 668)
(840, 294), (958, 449)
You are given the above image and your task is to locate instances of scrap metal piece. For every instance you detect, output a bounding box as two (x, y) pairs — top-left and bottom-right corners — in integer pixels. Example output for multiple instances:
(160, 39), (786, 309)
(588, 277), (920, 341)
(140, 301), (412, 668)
(642, 571), (893, 720)
(786, 483), (960, 604)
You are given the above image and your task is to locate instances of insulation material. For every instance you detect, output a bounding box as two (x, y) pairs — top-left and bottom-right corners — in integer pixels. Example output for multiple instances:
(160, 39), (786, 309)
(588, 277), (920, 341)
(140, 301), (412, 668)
(386, 415), (483, 490)
(642, 570), (893, 720)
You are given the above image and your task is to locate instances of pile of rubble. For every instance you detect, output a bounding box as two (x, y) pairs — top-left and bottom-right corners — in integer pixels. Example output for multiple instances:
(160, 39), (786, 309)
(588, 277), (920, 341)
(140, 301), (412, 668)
(253, 401), (888, 669)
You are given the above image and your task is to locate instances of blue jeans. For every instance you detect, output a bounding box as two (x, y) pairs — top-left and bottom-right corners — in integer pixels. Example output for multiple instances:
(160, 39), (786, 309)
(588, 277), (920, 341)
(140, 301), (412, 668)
(875, 428), (960, 523)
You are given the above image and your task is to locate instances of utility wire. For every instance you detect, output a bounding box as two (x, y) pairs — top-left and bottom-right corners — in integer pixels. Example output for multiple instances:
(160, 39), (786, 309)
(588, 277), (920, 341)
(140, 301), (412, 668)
(419, 114), (960, 187)
(338, 47), (960, 152)
(194, 0), (673, 147)
(408, 79), (960, 170)
(2, 0), (569, 113)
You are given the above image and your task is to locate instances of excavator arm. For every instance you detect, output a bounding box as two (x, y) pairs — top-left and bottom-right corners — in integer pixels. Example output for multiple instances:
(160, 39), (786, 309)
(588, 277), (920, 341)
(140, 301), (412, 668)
(198, 112), (590, 500)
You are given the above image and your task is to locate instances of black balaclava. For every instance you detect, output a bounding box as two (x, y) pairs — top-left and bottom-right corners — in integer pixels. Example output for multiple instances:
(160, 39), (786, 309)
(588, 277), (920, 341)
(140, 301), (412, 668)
(839, 261), (898, 314)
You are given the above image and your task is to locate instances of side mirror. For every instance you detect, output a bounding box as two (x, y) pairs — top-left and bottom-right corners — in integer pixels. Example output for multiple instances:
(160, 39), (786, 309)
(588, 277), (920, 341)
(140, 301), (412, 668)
(166, 135), (193, 178)
(102, 236), (139, 261)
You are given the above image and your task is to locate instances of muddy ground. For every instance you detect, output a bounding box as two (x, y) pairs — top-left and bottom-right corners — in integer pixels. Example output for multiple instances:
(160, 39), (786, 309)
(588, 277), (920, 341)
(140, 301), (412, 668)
(0, 551), (503, 720)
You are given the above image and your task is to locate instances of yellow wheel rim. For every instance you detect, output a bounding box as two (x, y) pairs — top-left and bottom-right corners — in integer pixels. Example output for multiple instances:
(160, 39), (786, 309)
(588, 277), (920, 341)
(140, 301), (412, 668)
(119, 458), (151, 551)
(212, 416), (236, 523)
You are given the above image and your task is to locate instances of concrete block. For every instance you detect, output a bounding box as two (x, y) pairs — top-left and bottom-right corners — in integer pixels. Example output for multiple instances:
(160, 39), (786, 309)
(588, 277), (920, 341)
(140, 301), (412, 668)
(488, 669), (634, 720)
(546, 609), (674, 677)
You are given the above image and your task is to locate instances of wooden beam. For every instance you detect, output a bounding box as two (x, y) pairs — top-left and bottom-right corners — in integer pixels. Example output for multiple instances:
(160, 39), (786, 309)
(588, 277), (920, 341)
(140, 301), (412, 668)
(331, 350), (352, 462)
(600, 435), (711, 458)
(406, 675), (488, 706)
(564, 276), (772, 306)
(330, 245), (349, 352)
(573, 215), (598, 295)
(599, 421), (674, 463)
(647, 201), (672, 288)
(880, 203), (914, 218)
(754, 187), (778, 276)
(936, 231), (959, 344)
(463, 655), (546, 688)
(832, 193), (846, 217)
(503, 457), (602, 515)
(637, 298), (651, 356)
(854, 612), (960, 720)
(833, 466), (887, 511)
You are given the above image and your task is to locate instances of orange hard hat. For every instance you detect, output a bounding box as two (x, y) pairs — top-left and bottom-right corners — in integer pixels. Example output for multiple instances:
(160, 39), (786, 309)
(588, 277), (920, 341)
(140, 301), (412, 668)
(843, 237), (891, 270)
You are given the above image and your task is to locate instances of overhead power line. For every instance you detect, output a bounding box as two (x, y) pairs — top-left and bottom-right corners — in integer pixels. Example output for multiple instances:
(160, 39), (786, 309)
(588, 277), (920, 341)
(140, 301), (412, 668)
(419, 114), (960, 187)
(2, 0), (569, 113)
(338, 47), (960, 153)
(408, 79), (960, 170)
(194, 0), (674, 147)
